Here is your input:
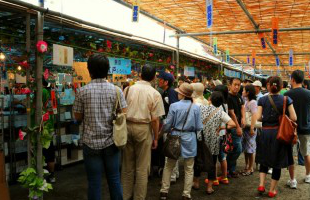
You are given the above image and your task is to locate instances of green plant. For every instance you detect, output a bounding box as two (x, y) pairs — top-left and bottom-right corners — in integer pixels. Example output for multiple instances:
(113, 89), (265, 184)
(18, 168), (53, 200)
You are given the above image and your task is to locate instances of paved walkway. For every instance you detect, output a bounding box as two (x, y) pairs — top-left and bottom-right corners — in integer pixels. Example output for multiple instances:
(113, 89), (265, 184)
(9, 155), (310, 200)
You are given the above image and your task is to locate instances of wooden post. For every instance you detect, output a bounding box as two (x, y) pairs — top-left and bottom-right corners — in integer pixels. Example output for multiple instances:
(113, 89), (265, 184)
(35, 4), (44, 200)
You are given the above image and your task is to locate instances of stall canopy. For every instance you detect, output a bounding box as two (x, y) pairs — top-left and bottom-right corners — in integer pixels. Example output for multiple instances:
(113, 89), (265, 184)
(123, 0), (310, 75)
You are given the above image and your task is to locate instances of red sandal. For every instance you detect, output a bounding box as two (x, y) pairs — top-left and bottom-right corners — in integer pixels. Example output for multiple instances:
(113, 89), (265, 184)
(257, 186), (265, 193)
(268, 191), (277, 198)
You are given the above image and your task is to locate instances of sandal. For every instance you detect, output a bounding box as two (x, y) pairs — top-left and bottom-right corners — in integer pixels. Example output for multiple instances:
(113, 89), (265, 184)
(242, 171), (253, 176)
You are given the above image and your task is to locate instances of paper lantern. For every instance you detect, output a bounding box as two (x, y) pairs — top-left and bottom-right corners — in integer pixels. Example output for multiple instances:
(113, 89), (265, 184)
(36, 41), (48, 53)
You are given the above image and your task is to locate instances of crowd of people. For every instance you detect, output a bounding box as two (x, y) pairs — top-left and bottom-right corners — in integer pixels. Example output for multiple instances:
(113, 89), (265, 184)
(73, 54), (310, 200)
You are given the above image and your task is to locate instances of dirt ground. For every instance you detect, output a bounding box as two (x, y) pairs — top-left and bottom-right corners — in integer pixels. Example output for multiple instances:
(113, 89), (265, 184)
(9, 154), (310, 200)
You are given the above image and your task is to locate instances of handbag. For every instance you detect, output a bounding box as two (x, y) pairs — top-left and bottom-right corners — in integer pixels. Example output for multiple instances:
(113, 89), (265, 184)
(222, 132), (234, 153)
(245, 111), (262, 128)
(195, 107), (220, 172)
(268, 95), (298, 145)
(163, 103), (192, 160)
(112, 86), (128, 149)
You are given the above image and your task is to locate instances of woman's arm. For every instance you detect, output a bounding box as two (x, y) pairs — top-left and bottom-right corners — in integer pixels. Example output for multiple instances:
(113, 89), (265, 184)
(226, 119), (236, 129)
(257, 106), (263, 122)
(288, 104), (297, 122)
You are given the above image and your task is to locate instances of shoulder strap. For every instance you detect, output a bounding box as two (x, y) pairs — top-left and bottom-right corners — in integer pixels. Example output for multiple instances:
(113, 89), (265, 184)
(222, 104), (226, 113)
(203, 107), (221, 125)
(267, 95), (280, 115)
(114, 86), (121, 114)
(181, 103), (193, 131)
(283, 96), (287, 114)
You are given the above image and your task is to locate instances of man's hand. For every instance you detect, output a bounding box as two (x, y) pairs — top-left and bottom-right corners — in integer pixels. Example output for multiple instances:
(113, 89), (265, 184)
(236, 127), (243, 137)
(250, 128), (255, 136)
(152, 139), (158, 149)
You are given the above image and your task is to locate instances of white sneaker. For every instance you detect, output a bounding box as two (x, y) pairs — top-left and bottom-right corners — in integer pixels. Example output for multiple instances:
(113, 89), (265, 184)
(268, 169), (273, 174)
(287, 179), (297, 189)
(305, 175), (310, 183)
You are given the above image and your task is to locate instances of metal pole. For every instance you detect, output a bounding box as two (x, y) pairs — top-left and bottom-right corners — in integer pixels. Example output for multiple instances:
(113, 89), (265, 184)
(176, 35), (180, 82)
(35, 1), (44, 196)
(26, 12), (32, 168)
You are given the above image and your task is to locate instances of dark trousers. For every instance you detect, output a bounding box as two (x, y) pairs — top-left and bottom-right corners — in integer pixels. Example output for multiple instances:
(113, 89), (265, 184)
(83, 144), (123, 200)
(259, 165), (281, 181)
(194, 155), (218, 180)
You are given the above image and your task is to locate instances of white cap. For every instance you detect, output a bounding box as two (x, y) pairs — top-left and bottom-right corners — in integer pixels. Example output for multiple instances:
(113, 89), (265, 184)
(252, 80), (262, 87)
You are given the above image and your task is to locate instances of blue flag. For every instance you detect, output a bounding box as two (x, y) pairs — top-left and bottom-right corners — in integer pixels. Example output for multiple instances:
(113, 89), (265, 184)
(206, 0), (213, 28)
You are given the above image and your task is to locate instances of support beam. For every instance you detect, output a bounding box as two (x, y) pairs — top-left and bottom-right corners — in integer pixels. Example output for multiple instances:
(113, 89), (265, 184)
(231, 52), (310, 56)
(243, 63), (304, 67)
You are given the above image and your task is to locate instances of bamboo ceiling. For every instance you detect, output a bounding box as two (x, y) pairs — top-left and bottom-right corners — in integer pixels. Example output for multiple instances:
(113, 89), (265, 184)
(124, 0), (310, 72)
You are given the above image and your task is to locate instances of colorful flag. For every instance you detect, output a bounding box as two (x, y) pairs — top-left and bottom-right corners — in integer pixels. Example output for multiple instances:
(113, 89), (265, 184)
(213, 37), (217, 54)
(206, 0), (213, 28)
(289, 49), (293, 66)
(258, 33), (266, 49)
(272, 17), (279, 46)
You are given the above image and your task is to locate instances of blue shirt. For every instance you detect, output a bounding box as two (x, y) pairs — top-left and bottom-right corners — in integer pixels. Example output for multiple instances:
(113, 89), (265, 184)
(256, 92), (263, 101)
(163, 100), (203, 158)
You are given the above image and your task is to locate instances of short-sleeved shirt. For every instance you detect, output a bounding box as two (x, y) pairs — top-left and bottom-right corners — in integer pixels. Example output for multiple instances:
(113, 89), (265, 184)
(258, 95), (293, 127)
(73, 79), (127, 150)
(125, 81), (165, 123)
(200, 105), (231, 155)
(285, 87), (310, 135)
(245, 99), (258, 114)
(227, 93), (244, 125)
(162, 86), (179, 117)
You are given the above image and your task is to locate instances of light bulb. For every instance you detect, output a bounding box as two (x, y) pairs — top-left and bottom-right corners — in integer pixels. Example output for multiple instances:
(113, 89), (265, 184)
(17, 66), (22, 71)
(0, 53), (5, 60)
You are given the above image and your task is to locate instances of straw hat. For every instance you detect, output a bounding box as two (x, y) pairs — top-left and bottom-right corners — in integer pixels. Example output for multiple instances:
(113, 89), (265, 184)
(191, 83), (204, 98)
(175, 83), (193, 98)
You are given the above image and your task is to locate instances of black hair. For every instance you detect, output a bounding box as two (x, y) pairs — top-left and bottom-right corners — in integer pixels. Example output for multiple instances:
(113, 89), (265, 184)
(270, 76), (283, 93)
(87, 54), (110, 79)
(229, 77), (241, 85)
(210, 91), (224, 108)
(283, 81), (288, 88)
(214, 85), (228, 103)
(238, 85), (244, 96)
(266, 76), (273, 85)
(141, 65), (156, 82)
(291, 70), (304, 84)
(304, 80), (310, 90)
(184, 97), (193, 102)
(261, 79), (267, 88)
(245, 85), (257, 101)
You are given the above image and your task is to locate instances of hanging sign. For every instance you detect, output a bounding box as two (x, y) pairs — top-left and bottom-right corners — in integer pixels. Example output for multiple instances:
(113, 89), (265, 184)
(53, 44), (74, 66)
(252, 50), (256, 66)
(108, 57), (132, 75)
(132, 0), (140, 22)
(213, 37), (217, 54)
(51, 90), (57, 114)
(272, 17), (279, 46)
(276, 56), (280, 67)
(206, 0), (213, 28)
(289, 49), (293, 66)
(258, 33), (266, 49)
(247, 55), (250, 64)
(73, 62), (91, 83)
(226, 50), (230, 63)
(184, 66), (195, 77)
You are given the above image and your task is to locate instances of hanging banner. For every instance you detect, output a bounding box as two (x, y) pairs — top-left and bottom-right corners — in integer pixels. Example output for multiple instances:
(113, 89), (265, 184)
(213, 37), (217, 54)
(258, 33), (266, 49)
(289, 49), (293, 66)
(252, 50), (256, 66)
(272, 17), (279, 46)
(206, 0), (213, 28)
(73, 62), (91, 83)
(184, 66), (195, 77)
(247, 55), (250, 64)
(276, 56), (280, 67)
(53, 44), (74, 66)
(132, 0), (140, 22)
(108, 57), (132, 75)
(226, 50), (230, 63)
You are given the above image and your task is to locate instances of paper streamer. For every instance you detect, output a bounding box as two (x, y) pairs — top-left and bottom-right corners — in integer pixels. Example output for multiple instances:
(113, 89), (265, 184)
(206, 0), (213, 28)
(289, 49), (293, 66)
(132, 0), (140, 22)
(258, 33), (266, 49)
(272, 17), (279, 46)
(226, 50), (230, 63)
(213, 37), (217, 54)
(252, 50), (256, 66)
